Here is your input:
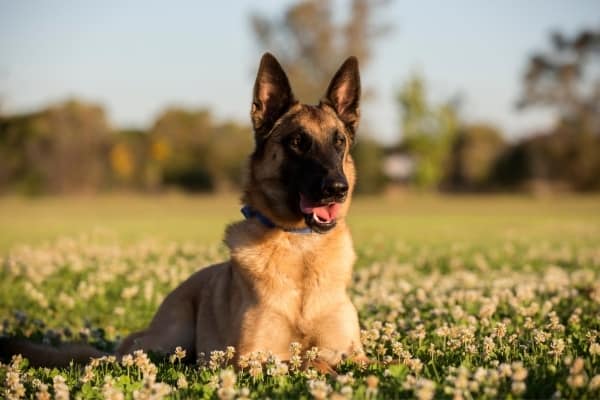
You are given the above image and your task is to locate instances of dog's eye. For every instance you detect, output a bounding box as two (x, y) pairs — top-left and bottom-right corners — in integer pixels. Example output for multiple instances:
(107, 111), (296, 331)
(291, 134), (302, 147)
(334, 133), (346, 149)
(288, 132), (310, 153)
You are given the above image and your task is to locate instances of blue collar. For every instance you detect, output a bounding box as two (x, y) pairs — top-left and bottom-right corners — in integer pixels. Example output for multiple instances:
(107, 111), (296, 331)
(241, 205), (313, 234)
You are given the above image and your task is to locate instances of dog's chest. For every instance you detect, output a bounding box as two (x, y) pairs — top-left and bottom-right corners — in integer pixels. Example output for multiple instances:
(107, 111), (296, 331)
(229, 227), (355, 333)
(256, 237), (352, 323)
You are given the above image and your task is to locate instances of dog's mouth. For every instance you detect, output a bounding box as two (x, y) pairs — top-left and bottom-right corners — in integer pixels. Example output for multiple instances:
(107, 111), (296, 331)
(299, 194), (342, 233)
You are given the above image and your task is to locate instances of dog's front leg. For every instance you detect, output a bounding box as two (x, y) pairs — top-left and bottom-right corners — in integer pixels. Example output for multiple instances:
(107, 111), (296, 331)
(310, 298), (365, 369)
(235, 309), (298, 362)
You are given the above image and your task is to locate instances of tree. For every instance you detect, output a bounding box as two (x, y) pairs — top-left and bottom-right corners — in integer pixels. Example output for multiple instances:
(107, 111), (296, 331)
(397, 74), (459, 189)
(208, 121), (253, 191)
(0, 100), (112, 194)
(251, 0), (392, 103)
(109, 129), (155, 190)
(500, 28), (600, 192)
(150, 108), (215, 191)
(351, 138), (387, 193)
(444, 124), (505, 191)
(150, 108), (254, 192)
(518, 28), (600, 135)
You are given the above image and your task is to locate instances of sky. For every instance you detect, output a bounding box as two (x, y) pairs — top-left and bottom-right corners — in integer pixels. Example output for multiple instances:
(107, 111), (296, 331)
(0, 1), (598, 144)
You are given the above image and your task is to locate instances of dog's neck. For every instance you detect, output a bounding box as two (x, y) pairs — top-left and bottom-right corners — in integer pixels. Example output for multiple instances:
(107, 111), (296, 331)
(224, 217), (356, 285)
(241, 187), (309, 231)
(240, 205), (313, 234)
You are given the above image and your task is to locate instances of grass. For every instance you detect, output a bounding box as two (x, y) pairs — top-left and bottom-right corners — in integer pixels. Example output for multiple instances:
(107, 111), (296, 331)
(1, 194), (600, 399)
(1, 193), (599, 250)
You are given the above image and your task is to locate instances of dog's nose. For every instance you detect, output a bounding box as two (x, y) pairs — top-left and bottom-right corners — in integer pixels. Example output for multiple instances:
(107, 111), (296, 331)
(322, 177), (349, 199)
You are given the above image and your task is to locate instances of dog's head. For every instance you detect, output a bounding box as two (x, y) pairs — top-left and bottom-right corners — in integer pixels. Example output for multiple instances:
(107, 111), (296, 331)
(244, 53), (360, 233)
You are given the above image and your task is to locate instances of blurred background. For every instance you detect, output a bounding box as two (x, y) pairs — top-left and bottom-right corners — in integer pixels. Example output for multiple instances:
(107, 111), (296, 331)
(0, 0), (599, 248)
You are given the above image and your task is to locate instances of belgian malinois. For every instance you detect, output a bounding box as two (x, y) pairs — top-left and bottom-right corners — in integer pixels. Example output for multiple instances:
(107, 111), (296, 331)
(1, 53), (365, 371)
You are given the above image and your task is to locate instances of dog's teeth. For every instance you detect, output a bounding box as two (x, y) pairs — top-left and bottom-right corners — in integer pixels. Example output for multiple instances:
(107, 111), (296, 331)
(313, 213), (334, 225)
(313, 213), (328, 223)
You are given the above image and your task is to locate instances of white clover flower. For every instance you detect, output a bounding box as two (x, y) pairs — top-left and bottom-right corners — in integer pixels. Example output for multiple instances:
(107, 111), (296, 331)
(308, 379), (331, 400)
(237, 387), (251, 400)
(121, 354), (134, 367)
(80, 364), (95, 384)
(289, 342), (302, 356)
(305, 346), (319, 362)
(102, 376), (124, 400)
(511, 362), (528, 382)
(52, 375), (69, 400)
(483, 336), (495, 358)
(209, 350), (226, 370)
(217, 386), (236, 400)
(570, 357), (585, 375)
(511, 381), (526, 395)
(339, 385), (353, 398)
(533, 329), (550, 344)
(225, 346), (235, 361)
(498, 363), (512, 378)
(494, 322), (507, 339)
(549, 338), (566, 360)
(567, 373), (587, 389)
(479, 301), (497, 319)
(408, 358), (424, 373)
(177, 374), (188, 389)
(170, 346), (186, 363)
(5, 370), (25, 400)
(414, 378), (436, 400)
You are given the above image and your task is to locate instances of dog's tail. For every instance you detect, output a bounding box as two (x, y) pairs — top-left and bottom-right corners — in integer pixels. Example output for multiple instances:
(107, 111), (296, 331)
(0, 337), (109, 367)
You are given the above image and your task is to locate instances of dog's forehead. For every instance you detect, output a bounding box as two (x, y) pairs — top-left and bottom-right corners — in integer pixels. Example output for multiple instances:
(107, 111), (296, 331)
(286, 104), (341, 138)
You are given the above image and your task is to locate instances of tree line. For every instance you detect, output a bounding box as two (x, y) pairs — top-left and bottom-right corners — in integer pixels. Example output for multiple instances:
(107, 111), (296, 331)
(0, 102), (255, 195)
(1, 1), (598, 195)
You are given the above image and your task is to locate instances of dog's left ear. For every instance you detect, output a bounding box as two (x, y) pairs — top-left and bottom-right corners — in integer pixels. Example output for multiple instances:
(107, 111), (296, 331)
(322, 56), (361, 139)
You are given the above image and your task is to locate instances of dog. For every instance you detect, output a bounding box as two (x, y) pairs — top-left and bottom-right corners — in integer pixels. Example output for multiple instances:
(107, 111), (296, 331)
(1, 53), (366, 372)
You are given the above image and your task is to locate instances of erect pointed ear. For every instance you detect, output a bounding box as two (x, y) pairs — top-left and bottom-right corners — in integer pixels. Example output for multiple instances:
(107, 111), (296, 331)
(322, 56), (361, 138)
(251, 53), (296, 139)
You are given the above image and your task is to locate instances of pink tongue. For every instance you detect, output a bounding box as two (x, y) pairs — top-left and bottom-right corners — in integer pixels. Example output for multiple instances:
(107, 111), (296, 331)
(300, 196), (341, 223)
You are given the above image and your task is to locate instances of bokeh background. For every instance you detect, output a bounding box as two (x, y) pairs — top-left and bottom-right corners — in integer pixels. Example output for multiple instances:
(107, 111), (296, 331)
(0, 0), (599, 248)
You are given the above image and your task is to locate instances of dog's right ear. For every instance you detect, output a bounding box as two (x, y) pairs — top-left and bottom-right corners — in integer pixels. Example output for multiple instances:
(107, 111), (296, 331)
(251, 53), (296, 139)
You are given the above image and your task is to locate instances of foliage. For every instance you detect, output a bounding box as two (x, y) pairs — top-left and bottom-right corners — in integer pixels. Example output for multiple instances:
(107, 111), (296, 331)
(351, 137), (387, 194)
(0, 100), (112, 195)
(150, 108), (216, 192)
(492, 129), (600, 192)
(1, 197), (600, 398)
(110, 129), (158, 190)
(518, 28), (600, 135)
(0, 103), (254, 195)
(251, 0), (392, 103)
(497, 27), (600, 192)
(397, 75), (459, 189)
(444, 124), (506, 191)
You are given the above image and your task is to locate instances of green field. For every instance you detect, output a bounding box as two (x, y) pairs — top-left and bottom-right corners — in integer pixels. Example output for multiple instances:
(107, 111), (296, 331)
(1, 195), (600, 399)
(2, 194), (599, 250)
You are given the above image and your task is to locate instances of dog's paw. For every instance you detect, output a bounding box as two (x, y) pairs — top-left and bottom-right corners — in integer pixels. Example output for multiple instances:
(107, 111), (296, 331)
(307, 358), (338, 377)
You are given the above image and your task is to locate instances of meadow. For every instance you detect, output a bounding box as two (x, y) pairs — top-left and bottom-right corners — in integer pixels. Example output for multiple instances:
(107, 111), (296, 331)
(1, 194), (600, 399)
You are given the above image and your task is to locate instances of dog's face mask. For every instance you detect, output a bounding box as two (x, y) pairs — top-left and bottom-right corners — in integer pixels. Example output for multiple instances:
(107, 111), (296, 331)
(247, 53), (360, 233)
